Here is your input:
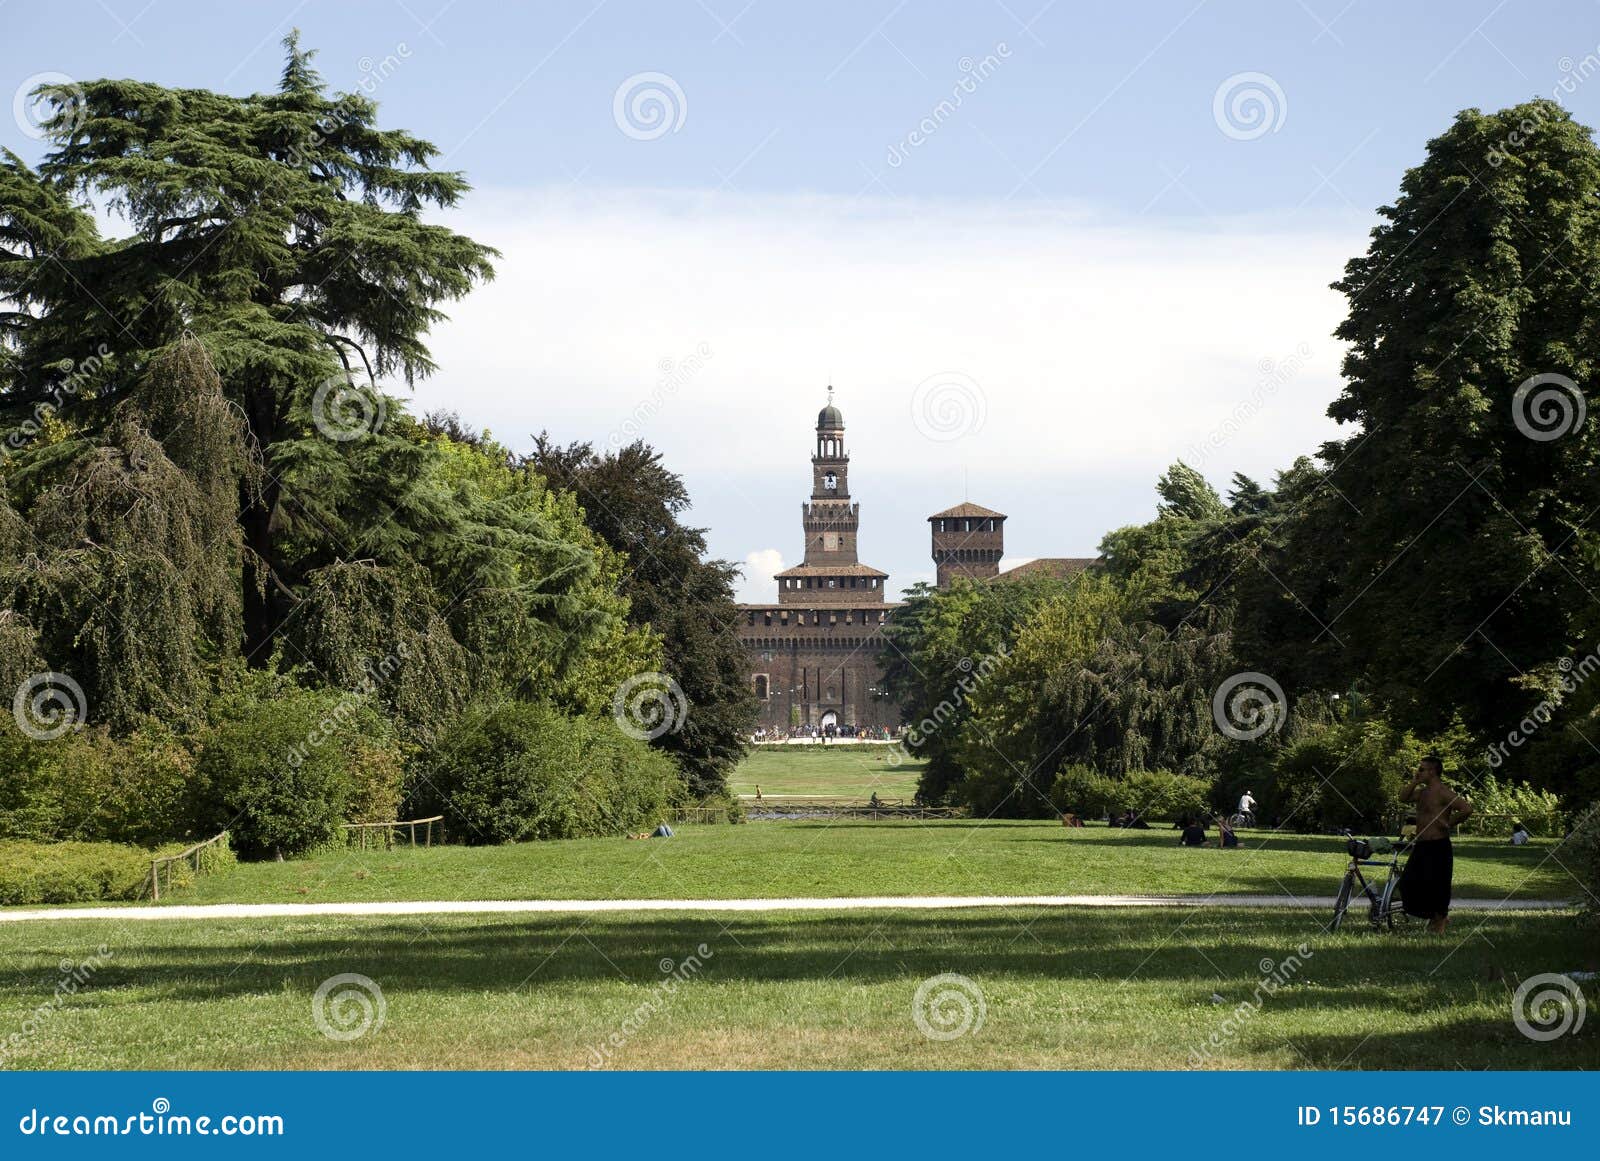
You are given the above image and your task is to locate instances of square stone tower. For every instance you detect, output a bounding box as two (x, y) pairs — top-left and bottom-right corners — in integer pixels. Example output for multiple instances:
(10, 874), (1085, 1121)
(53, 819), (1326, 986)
(929, 502), (1006, 587)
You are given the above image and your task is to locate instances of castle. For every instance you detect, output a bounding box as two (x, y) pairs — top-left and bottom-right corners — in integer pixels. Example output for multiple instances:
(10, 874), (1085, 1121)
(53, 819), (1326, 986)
(737, 390), (1095, 733)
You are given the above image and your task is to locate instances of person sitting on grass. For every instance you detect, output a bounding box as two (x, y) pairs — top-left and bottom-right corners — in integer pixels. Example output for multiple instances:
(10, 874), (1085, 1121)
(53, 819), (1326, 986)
(1124, 810), (1150, 830)
(1216, 815), (1240, 849)
(1178, 816), (1207, 847)
(1510, 820), (1530, 846)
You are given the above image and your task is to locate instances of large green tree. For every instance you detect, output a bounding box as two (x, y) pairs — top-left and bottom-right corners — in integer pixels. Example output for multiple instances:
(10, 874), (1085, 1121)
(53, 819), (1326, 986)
(0, 38), (618, 736)
(528, 437), (755, 798)
(1305, 99), (1600, 739)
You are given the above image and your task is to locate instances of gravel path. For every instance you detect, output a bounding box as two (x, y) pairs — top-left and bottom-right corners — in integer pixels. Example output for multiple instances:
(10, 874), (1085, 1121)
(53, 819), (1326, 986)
(0, 894), (1572, 922)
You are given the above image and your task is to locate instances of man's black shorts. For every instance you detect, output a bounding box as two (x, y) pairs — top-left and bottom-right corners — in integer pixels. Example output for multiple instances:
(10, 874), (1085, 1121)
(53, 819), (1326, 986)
(1400, 836), (1453, 919)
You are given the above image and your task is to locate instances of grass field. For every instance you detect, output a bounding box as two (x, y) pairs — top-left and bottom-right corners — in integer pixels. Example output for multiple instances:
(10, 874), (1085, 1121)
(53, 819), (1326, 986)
(729, 746), (923, 799)
(39, 822), (1583, 908)
(1, 909), (1594, 1069)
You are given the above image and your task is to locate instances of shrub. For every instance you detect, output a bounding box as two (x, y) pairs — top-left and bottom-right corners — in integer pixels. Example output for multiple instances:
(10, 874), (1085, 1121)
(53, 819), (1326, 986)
(1267, 719), (1409, 832)
(1048, 767), (1210, 822)
(0, 840), (168, 904)
(1566, 804), (1600, 929)
(1050, 765), (1117, 818)
(1456, 775), (1563, 837)
(345, 739), (406, 824)
(414, 702), (682, 844)
(196, 689), (353, 858)
(1119, 770), (1211, 821)
(0, 722), (197, 845)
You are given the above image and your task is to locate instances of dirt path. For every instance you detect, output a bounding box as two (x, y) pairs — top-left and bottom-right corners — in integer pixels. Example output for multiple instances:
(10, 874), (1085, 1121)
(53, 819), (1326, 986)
(0, 894), (1572, 922)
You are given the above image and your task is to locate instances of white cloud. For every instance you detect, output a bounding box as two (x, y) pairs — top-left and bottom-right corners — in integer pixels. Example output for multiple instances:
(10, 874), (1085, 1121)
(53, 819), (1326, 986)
(410, 188), (1367, 594)
(737, 547), (786, 603)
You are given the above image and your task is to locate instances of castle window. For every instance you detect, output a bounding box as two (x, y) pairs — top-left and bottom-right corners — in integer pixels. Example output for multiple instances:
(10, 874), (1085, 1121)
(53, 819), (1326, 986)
(754, 675), (770, 700)
(764, 611), (772, 626)
(828, 579), (835, 588)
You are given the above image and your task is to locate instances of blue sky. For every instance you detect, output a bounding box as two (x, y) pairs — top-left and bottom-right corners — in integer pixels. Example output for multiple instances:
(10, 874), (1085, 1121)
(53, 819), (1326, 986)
(6, 1), (1600, 597)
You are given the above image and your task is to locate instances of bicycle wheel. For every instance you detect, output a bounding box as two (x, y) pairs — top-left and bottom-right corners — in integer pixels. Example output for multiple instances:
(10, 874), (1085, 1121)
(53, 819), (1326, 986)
(1229, 812), (1248, 829)
(1330, 871), (1354, 932)
(1378, 873), (1403, 931)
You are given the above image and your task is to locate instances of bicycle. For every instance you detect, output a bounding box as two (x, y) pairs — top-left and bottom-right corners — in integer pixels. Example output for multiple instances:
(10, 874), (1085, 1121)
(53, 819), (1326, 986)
(1328, 830), (1410, 932)
(1228, 809), (1256, 829)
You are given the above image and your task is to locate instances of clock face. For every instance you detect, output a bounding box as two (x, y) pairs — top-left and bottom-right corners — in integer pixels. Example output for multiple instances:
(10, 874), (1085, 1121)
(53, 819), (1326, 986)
(824, 472), (837, 490)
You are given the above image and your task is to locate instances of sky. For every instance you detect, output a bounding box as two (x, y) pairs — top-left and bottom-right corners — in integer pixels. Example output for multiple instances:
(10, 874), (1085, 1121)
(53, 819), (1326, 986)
(6, 0), (1600, 599)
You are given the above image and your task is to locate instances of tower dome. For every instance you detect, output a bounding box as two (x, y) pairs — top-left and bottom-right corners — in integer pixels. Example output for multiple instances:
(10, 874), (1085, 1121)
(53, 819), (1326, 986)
(817, 386), (844, 430)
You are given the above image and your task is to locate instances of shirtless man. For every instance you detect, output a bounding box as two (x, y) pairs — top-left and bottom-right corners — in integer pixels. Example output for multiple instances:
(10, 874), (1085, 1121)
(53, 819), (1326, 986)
(1397, 755), (1474, 933)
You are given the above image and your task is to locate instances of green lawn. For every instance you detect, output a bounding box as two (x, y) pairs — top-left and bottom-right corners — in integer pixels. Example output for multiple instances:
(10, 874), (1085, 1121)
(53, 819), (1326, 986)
(63, 822), (1588, 908)
(1, 909), (1593, 1069)
(730, 746), (923, 799)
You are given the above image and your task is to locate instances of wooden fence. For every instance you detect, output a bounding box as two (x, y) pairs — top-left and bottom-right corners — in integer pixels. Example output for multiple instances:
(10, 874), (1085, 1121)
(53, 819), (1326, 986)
(148, 831), (229, 902)
(341, 815), (444, 850)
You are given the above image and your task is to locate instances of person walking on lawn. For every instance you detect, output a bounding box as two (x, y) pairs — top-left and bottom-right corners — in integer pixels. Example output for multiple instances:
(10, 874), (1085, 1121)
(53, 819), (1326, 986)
(1398, 754), (1474, 933)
